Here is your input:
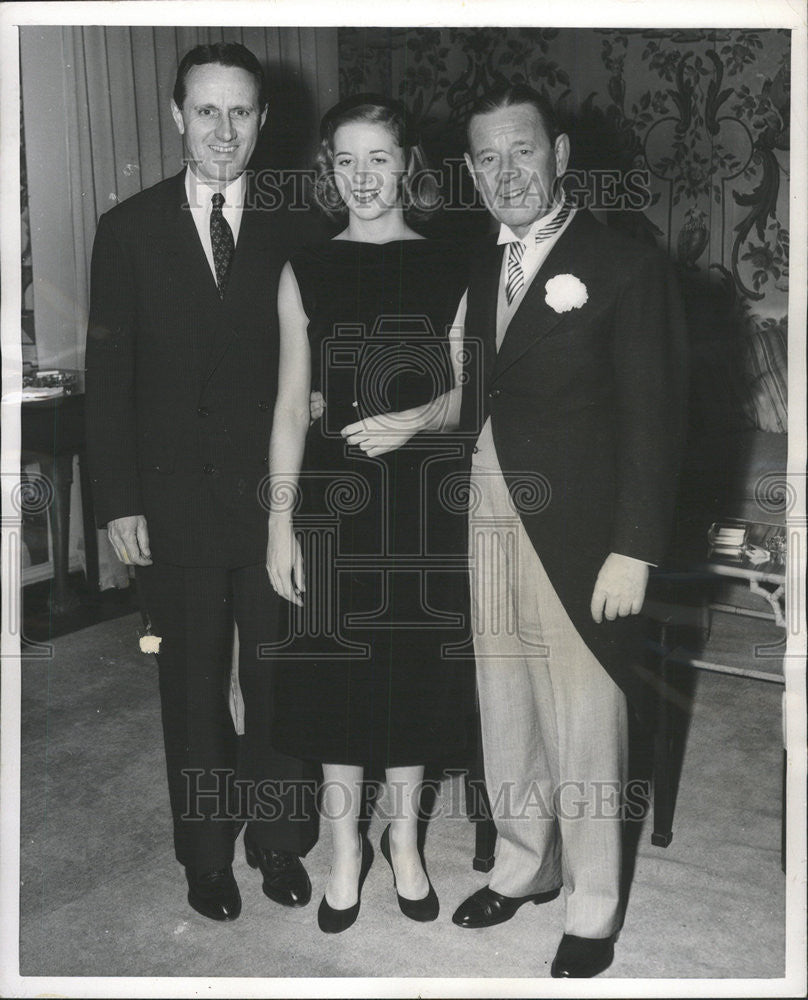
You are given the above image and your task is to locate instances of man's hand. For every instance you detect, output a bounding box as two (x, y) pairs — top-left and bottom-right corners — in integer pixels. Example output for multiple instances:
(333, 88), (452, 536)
(341, 411), (419, 457)
(590, 552), (648, 623)
(309, 390), (325, 424)
(107, 515), (152, 566)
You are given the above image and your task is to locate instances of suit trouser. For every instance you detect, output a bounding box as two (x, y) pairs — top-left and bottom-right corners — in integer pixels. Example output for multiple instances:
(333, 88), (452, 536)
(469, 462), (628, 939)
(136, 561), (318, 872)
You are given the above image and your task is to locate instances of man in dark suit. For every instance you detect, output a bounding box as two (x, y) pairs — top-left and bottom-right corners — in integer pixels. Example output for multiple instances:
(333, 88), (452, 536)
(451, 84), (687, 976)
(85, 42), (317, 922)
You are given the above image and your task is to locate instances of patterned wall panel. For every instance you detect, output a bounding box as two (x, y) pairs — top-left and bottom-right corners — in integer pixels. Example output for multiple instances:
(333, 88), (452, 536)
(339, 27), (791, 432)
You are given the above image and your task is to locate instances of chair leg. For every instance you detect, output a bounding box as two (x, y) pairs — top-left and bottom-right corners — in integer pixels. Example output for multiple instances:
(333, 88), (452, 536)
(79, 451), (99, 593)
(465, 770), (496, 873)
(652, 650), (674, 848)
(465, 705), (497, 872)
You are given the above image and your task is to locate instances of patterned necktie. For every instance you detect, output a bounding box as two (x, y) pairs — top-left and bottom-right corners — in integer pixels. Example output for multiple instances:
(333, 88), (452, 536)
(504, 200), (573, 306)
(505, 240), (526, 306)
(210, 192), (235, 299)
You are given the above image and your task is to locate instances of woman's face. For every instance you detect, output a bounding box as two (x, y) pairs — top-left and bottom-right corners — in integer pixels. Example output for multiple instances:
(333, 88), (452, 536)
(331, 120), (407, 221)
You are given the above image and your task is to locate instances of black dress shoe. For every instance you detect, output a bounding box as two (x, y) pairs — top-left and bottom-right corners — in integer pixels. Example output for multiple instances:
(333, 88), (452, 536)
(244, 837), (311, 907)
(452, 884), (561, 928)
(186, 866), (241, 921)
(379, 825), (439, 922)
(317, 836), (374, 934)
(551, 933), (615, 978)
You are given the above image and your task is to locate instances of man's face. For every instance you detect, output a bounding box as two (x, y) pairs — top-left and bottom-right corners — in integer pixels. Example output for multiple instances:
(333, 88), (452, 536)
(171, 63), (266, 187)
(464, 103), (569, 237)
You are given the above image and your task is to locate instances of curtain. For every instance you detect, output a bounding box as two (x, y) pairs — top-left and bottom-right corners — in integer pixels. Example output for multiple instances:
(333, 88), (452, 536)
(22, 24), (338, 373)
(20, 25), (339, 588)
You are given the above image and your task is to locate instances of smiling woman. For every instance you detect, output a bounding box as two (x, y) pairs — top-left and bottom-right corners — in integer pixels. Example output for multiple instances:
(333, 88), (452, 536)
(265, 93), (473, 933)
(313, 92), (440, 226)
(331, 121), (407, 218)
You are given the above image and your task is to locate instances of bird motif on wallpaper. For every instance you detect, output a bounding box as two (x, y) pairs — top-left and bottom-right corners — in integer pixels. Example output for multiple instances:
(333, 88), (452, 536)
(677, 208), (709, 267)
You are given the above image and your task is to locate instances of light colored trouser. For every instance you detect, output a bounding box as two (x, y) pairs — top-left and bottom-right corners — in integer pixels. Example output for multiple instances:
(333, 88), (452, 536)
(469, 461), (628, 939)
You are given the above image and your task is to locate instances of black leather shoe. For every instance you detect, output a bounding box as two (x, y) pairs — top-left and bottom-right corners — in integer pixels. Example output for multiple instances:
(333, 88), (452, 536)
(317, 836), (374, 933)
(452, 884), (561, 928)
(380, 824), (439, 922)
(551, 933), (615, 978)
(244, 837), (312, 907)
(186, 866), (241, 921)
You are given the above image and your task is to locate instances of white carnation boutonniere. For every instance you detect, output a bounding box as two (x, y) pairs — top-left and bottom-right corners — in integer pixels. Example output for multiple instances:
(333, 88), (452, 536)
(138, 618), (161, 654)
(544, 273), (588, 313)
(139, 633), (161, 654)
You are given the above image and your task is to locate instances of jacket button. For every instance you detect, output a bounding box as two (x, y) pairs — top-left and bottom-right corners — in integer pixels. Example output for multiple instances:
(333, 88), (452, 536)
(202, 463), (215, 475)
(488, 388), (501, 398)
(197, 406), (210, 417)
(262, 456), (268, 465)
(258, 400), (269, 411)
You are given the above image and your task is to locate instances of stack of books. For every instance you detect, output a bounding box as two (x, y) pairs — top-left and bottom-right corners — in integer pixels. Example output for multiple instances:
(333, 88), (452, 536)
(707, 522), (748, 560)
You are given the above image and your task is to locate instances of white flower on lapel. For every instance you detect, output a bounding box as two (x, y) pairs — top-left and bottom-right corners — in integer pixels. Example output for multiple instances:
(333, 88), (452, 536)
(544, 273), (588, 313)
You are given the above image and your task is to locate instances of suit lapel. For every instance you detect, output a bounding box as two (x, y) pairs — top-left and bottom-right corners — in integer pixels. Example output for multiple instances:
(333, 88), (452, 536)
(222, 183), (274, 302)
(158, 171), (222, 306)
(200, 177), (276, 384)
(156, 172), (276, 387)
(493, 210), (591, 381)
(476, 239), (505, 380)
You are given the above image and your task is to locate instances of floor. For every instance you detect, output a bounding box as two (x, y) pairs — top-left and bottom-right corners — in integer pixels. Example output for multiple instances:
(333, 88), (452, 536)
(14, 608), (794, 991)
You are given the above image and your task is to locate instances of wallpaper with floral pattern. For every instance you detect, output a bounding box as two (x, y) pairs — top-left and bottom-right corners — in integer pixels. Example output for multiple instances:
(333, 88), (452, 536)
(338, 27), (791, 432)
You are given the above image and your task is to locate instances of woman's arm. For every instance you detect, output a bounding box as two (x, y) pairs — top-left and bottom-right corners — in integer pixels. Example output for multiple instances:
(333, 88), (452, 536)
(341, 292), (467, 457)
(266, 261), (311, 606)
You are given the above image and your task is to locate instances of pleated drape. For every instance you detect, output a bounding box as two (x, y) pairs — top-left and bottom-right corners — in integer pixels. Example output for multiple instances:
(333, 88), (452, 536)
(21, 24), (339, 372)
(20, 24), (338, 588)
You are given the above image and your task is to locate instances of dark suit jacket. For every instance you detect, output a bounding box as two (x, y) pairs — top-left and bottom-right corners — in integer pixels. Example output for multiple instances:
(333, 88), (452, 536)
(460, 209), (688, 716)
(85, 170), (289, 567)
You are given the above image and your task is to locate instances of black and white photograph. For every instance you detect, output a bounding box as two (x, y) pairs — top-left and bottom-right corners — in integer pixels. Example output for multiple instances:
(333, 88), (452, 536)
(1, 1), (805, 996)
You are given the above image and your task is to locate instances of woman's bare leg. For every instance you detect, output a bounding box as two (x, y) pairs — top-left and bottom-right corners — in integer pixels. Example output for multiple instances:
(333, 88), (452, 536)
(321, 763), (364, 908)
(385, 764), (429, 900)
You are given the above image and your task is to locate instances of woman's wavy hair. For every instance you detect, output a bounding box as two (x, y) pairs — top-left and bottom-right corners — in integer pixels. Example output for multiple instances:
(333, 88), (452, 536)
(313, 93), (440, 222)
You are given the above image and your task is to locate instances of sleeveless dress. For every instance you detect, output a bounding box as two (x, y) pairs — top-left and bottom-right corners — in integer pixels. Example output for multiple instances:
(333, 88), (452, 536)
(270, 238), (474, 771)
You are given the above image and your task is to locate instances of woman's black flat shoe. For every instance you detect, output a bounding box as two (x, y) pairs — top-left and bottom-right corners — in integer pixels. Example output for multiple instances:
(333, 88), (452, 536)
(380, 824), (439, 922)
(317, 837), (373, 933)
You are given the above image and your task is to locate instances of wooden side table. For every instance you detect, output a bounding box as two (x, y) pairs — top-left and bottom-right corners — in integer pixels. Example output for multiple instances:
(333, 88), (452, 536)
(21, 391), (99, 614)
(647, 520), (786, 861)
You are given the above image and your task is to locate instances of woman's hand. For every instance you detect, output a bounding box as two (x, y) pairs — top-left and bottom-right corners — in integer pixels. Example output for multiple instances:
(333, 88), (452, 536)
(340, 410), (422, 457)
(266, 517), (305, 606)
(309, 390), (326, 424)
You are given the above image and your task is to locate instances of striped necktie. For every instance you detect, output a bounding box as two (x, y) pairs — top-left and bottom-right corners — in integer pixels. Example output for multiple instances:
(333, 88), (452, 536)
(504, 200), (573, 306)
(505, 240), (526, 306)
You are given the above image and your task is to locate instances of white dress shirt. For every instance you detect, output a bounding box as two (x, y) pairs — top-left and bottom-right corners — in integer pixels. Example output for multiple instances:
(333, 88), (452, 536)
(184, 168), (246, 281)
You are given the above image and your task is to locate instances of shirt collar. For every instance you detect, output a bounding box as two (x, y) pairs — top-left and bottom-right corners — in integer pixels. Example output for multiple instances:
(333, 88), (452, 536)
(496, 198), (567, 246)
(184, 166), (247, 211)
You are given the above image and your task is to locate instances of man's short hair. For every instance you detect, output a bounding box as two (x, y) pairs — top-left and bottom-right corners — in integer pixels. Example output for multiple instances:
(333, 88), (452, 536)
(466, 83), (561, 149)
(173, 42), (268, 111)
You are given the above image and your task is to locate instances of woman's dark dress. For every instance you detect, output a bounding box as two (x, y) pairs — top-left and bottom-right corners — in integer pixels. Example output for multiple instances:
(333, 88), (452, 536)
(271, 239), (473, 770)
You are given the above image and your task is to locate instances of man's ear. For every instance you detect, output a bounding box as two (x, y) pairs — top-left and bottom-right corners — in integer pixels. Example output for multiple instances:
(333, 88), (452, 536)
(170, 99), (185, 136)
(260, 104), (268, 130)
(463, 152), (479, 192)
(554, 133), (570, 177)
